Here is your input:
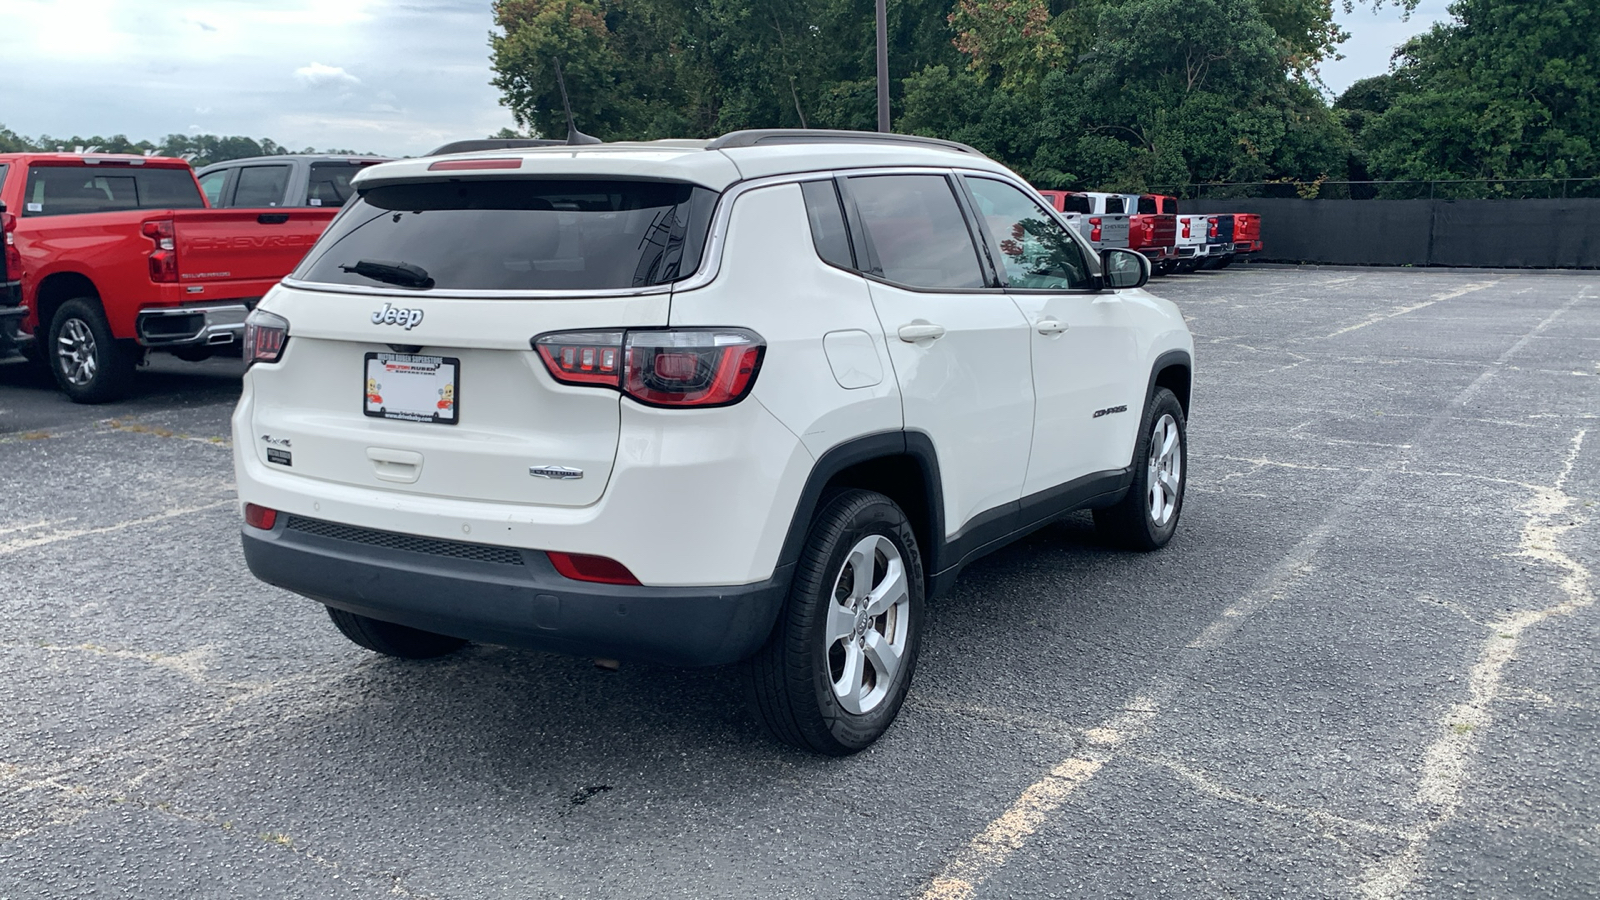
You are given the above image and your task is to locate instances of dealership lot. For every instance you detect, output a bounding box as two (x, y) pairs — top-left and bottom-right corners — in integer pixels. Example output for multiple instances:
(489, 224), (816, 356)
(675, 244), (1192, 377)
(1, 267), (1595, 898)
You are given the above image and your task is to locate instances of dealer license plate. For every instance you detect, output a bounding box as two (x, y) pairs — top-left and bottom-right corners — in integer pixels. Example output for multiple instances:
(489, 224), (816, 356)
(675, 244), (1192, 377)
(363, 352), (460, 424)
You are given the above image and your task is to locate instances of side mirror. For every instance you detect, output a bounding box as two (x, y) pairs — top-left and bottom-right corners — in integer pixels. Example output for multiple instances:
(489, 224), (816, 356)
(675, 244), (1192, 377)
(1100, 248), (1149, 290)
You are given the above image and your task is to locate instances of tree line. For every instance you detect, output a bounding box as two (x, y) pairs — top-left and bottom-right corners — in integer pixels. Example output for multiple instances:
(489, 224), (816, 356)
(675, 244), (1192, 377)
(0, 126), (366, 169)
(491, 0), (1596, 191)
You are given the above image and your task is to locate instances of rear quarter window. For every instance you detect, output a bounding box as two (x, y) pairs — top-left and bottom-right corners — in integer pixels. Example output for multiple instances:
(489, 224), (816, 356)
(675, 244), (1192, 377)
(296, 179), (719, 292)
(306, 162), (373, 208)
(22, 165), (204, 216)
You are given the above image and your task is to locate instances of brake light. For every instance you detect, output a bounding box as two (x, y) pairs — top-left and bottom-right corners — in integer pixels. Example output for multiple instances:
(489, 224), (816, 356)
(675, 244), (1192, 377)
(1089, 216), (1102, 243)
(427, 158), (521, 171)
(547, 552), (640, 585)
(533, 328), (765, 408)
(243, 503), (278, 530)
(1, 210), (19, 279)
(243, 308), (289, 367)
(1181, 219), (1191, 239)
(1208, 217), (1218, 238)
(142, 218), (178, 282)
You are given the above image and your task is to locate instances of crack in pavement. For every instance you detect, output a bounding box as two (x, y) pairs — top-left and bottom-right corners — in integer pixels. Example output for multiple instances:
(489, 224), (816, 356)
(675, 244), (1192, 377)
(1356, 428), (1595, 899)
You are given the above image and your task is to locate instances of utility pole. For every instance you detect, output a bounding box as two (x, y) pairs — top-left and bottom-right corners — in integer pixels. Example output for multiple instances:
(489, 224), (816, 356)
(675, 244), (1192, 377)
(876, 0), (889, 132)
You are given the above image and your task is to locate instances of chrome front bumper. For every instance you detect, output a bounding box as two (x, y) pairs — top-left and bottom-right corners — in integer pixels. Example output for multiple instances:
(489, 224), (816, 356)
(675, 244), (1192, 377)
(136, 302), (251, 347)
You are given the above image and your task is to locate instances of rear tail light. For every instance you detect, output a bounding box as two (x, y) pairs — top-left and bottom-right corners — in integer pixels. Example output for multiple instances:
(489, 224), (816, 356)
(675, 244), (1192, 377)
(533, 327), (765, 408)
(1208, 217), (1218, 238)
(244, 308), (289, 367)
(243, 503), (278, 530)
(547, 552), (640, 585)
(1089, 217), (1102, 243)
(1, 210), (19, 279)
(1181, 219), (1191, 239)
(142, 218), (178, 283)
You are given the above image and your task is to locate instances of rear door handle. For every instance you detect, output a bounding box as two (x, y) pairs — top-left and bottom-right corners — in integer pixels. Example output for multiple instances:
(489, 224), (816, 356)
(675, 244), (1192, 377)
(257, 213), (290, 224)
(1035, 319), (1068, 336)
(897, 323), (946, 342)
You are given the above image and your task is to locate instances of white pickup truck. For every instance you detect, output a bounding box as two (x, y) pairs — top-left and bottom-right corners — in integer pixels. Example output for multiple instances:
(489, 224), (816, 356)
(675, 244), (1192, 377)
(1037, 190), (1130, 250)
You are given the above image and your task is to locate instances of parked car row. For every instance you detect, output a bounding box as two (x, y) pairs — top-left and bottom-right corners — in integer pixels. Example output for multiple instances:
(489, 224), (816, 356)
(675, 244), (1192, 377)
(1036, 189), (1261, 275)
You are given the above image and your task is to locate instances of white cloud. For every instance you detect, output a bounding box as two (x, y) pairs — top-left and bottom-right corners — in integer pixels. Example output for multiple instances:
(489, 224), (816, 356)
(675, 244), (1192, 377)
(294, 62), (360, 89)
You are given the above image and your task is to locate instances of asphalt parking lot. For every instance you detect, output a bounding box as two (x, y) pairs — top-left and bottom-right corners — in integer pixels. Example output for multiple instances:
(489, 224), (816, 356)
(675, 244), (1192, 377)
(1, 266), (1596, 899)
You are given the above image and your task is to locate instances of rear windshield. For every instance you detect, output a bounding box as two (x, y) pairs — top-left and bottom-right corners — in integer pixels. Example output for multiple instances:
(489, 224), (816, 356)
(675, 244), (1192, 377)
(22, 164), (203, 216)
(1161, 197), (1178, 214)
(1137, 196), (1158, 214)
(296, 179), (719, 292)
(1060, 193), (1091, 214)
(305, 161), (378, 208)
(1104, 197), (1125, 214)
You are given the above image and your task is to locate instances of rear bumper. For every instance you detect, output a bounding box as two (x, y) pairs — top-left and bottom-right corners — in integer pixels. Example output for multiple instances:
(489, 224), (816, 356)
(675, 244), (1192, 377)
(136, 302), (251, 348)
(241, 516), (790, 667)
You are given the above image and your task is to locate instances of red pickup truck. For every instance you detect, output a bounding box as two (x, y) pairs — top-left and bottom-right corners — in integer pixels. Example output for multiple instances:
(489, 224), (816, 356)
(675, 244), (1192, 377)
(0, 153), (336, 402)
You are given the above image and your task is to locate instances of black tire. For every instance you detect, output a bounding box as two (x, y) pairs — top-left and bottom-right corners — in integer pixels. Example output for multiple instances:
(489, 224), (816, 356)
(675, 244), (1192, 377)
(1094, 387), (1187, 551)
(1216, 255), (1234, 269)
(745, 490), (924, 755)
(47, 298), (138, 403)
(326, 606), (467, 659)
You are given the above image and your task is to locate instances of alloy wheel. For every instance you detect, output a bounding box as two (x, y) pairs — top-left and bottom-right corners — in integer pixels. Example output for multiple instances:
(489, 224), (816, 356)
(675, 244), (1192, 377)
(57, 318), (99, 386)
(823, 534), (911, 715)
(1147, 413), (1182, 527)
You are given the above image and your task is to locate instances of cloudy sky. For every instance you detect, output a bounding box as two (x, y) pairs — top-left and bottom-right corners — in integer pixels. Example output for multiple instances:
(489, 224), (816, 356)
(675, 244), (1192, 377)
(4, 0), (1446, 158)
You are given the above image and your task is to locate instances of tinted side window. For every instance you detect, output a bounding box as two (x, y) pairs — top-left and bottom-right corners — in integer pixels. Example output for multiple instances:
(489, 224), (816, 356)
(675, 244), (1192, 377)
(799, 180), (854, 270)
(306, 162), (366, 208)
(1105, 197), (1125, 214)
(846, 174), (984, 290)
(1137, 196), (1157, 214)
(197, 169), (228, 206)
(233, 165), (290, 207)
(22, 165), (204, 216)
(0, 164), (8, 193)
(964, 177), (1090, 290)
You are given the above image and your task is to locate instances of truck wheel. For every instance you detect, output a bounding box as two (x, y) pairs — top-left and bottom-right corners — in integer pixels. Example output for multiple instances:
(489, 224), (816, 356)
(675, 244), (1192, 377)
(1094, 387), (1187, 551)
(326, 606), (467, 659)
(745, 490), (924, 755)
(48, 298), (138, 403)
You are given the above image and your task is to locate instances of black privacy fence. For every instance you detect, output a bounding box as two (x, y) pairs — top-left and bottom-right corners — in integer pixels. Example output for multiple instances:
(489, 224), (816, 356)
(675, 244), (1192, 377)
(1153, 178), (1600, 201)
(1174, 195), (1600, 268)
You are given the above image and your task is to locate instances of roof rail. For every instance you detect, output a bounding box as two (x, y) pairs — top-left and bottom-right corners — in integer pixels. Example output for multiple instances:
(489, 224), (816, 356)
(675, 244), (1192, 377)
(427, 138), (566, 156)
(705, 129), (984, 157)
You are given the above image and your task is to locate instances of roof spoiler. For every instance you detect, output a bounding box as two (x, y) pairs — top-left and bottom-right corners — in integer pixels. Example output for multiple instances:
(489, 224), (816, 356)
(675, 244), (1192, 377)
(706, 129), (985, 157)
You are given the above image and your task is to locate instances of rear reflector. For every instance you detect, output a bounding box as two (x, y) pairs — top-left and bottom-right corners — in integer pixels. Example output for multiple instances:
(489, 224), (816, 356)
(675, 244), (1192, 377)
(427, 158), (522, 171)
(547, 552), (641, 585)
(243, 503), (278, 530)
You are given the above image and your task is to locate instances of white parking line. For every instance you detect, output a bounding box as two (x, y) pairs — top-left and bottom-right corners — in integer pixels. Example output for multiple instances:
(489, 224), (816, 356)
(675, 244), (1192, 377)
(0, 499), (233, 556)
(1322, 281), (1500, 339)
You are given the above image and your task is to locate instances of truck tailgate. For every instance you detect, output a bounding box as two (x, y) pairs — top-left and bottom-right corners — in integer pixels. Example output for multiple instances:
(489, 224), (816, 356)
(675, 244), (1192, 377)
(173, 209), (335, 286)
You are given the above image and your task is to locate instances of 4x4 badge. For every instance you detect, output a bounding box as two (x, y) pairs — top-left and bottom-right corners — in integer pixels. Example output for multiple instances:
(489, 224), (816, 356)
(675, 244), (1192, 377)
(371, 303), (424, 330)
(529, 465), (584, 480)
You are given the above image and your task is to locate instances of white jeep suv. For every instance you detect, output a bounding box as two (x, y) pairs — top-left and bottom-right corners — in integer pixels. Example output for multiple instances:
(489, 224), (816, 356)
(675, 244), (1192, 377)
(233, 130), (1194, 754)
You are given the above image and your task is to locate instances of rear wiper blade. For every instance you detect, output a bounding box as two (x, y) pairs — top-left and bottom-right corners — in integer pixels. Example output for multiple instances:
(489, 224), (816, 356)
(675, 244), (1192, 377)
(339, 259), (435, 289)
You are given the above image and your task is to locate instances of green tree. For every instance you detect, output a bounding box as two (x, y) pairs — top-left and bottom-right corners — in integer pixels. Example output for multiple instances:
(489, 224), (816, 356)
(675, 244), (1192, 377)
(1352, 0), (1598, 181)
